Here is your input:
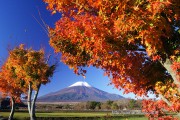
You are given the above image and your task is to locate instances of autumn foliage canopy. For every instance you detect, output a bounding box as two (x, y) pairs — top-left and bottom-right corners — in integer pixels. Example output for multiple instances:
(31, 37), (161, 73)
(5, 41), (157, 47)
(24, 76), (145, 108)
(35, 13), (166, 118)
(0, 44), (54, 101)
(43, 0), (180, 118)
(0, 61), (23, 102)
(0, 44), (55, 120)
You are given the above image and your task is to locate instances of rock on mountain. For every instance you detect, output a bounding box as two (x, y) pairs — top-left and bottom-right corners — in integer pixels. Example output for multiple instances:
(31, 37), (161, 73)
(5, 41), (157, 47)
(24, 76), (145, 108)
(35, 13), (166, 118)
(38, 81), (124, 102)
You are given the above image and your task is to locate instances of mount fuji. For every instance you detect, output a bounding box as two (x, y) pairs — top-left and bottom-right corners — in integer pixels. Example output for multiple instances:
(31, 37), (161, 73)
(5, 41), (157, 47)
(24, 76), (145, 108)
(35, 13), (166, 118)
(37, 81), (124, 102)
(68, 81), (92, 87)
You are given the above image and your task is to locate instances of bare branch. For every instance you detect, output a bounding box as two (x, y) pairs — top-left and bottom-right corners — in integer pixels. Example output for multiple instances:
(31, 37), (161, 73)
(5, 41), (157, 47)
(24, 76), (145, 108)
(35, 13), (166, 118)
(46, 54), (51, 64)
(32, 15), (48, 36)
(37, 8), (49, 34)
(159, 94), (172, 106)
(32, 7), (49, 36)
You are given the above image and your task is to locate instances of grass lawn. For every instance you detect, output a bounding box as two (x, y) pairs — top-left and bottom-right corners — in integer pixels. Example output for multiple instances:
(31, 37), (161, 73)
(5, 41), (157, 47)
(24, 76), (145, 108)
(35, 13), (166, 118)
(0, 111), (148, 120)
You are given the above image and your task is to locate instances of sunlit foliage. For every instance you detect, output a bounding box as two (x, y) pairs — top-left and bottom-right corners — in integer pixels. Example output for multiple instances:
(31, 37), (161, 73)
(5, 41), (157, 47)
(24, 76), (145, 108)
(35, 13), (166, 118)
(0, 44), (55, 120)
(43, 0), (180, 119)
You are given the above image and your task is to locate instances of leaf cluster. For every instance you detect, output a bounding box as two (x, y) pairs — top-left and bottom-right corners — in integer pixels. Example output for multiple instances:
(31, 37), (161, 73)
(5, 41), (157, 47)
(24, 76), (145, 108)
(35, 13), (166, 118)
(0, 44), (56, 97)
(44, 0), (180, 96)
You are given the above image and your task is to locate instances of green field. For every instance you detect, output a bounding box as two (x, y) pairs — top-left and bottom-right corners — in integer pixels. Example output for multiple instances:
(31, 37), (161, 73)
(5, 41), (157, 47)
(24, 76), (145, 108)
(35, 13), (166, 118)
(0, 112), (148, 120)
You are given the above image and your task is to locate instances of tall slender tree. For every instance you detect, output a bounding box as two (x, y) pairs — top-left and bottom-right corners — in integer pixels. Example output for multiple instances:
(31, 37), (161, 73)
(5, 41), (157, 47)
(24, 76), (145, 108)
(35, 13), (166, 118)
(0, 62), (23, 120)
(2, 44), (56, 120)
(43, 0), (179, 119)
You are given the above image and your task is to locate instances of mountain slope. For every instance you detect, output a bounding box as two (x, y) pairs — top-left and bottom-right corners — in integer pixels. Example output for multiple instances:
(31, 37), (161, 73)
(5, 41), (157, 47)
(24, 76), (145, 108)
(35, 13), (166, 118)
(38, 81), (123, 102)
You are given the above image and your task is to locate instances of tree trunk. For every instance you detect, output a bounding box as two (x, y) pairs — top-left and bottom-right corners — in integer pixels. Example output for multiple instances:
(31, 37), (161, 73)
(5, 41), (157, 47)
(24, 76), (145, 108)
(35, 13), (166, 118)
(177, 113), (180, 118)
(159, 94), (172, 106)
(8, 97), (15, 120)
(27, 83), (32, 117)
(30, 84), (41, 120)
(161, 58), (180, 93)
(159, 58), (180, 116)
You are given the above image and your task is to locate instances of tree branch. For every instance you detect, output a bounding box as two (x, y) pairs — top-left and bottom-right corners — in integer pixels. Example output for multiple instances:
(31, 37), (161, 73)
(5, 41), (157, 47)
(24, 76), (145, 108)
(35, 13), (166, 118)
(159, 94), (172, 106)
(160, 58), (180, 93)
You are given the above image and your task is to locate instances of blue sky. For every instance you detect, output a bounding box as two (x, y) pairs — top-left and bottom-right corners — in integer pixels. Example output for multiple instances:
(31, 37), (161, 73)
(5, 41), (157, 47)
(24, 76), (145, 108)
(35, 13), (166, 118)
(0, 0), (137, 99)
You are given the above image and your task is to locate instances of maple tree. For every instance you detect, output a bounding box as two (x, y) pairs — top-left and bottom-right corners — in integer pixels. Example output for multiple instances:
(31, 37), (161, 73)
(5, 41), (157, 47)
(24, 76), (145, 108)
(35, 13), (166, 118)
(43, 0), (179, 119)
(0, 61), (23, 120)
(1, 44), (56, 120)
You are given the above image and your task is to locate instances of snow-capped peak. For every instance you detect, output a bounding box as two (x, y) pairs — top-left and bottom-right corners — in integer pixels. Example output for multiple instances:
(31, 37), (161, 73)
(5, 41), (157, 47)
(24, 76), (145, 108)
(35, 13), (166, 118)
(69, 81), (92, 87)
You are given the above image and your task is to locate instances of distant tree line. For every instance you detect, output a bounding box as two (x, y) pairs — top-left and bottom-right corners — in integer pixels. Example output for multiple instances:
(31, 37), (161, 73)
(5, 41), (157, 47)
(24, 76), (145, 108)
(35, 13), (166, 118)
(0, 98), (142, 111)
(36, 99), (142, 111)
(0, 98), (27, 110)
